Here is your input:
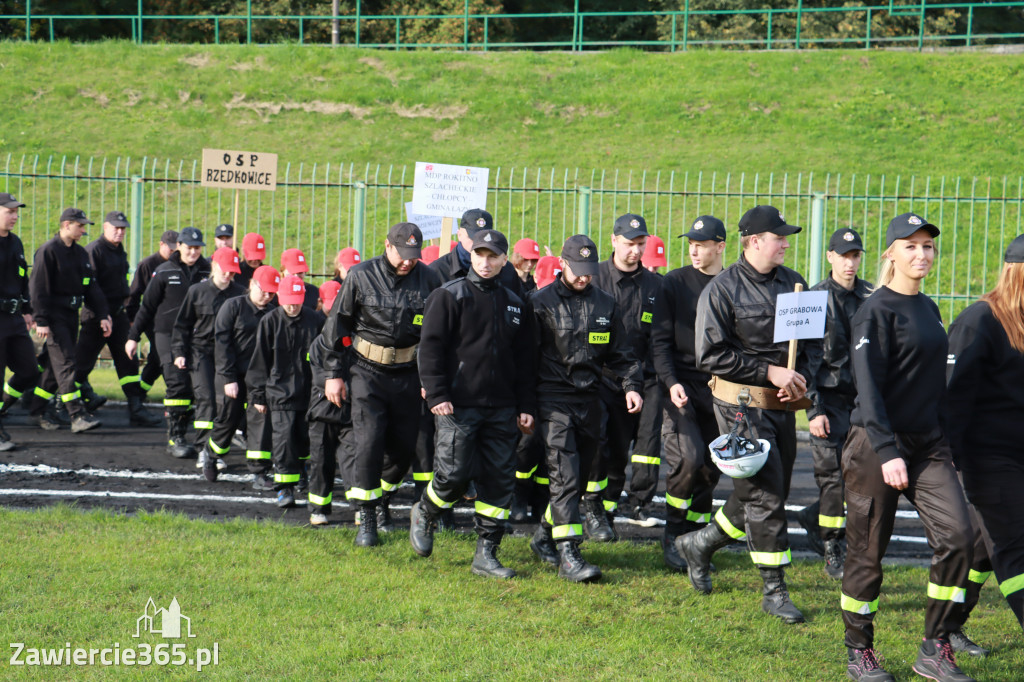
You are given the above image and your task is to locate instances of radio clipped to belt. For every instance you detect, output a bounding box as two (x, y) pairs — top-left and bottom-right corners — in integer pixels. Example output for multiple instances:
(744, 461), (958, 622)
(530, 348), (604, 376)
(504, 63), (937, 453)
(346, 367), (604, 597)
(709, 388), (771, 479)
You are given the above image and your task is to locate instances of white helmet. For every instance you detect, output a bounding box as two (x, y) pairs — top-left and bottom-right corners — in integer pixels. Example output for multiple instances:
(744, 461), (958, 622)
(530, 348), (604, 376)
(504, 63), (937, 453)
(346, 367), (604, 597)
(709, 433), (770, 479)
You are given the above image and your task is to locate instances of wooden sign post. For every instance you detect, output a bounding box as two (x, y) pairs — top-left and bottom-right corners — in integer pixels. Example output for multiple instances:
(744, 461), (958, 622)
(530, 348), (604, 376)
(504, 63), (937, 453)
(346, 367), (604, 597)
(410, 162), (490, 255)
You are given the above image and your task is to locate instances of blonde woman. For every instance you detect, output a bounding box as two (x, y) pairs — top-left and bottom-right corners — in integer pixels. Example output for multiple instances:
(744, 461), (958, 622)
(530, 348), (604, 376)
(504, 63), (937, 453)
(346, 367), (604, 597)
(841, 213), (974, 682)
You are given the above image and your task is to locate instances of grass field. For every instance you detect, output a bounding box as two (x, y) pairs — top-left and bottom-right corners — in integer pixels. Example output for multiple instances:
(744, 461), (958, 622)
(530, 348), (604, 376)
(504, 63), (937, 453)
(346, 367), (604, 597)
(1, 42), (1023, 178)
(2, 505), (1022, 681)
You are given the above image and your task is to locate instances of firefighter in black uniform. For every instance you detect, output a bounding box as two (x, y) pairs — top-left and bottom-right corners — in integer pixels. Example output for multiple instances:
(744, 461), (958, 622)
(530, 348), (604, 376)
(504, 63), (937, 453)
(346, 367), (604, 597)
(280, 248), (320, 310)
(796, 228), (872, 581)
(29, 208), (110, 432)
(0, 192), (40, 450)
(409, 229), (535, 578)
(237, 232), (266, 289)
(210, 265), (279, 488)
(841, 213), (974, 682)
(314, 222), (442, 547)
(650, 215), (728, 571)
(173, 247), (246, 477)
(247, 274), (326, 508)
(431, 209), (525, 296)
(586, 214), (664, 540)
(213, 223), (234, 251)
(947, 234), (1024, 636)
(73, 211), (162, 427)
(528, 234), (643, 583)
(679, 205), (819, 625)
(127, 230), (177, 399)
(127, 226), (210, 458)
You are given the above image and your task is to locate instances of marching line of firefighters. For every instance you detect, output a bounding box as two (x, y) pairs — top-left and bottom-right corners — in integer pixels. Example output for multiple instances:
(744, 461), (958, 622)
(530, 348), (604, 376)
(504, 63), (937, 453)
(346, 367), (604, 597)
(2, 191), (1023, 681)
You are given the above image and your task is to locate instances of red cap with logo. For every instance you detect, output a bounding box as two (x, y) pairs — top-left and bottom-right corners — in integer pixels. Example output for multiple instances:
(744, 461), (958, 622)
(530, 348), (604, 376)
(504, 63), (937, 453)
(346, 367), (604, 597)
(514, 238), (541, 260)
(252, 265), (281, 293)
(242, 233), (266, 261)
(642, 235), (667, 268)
(211, 247), (242, 274)
(281, 248), (309, 274)
(534, 255), (562, 289)
(336, 247), (361, 271)
(278, 275), (306, 305)
(319, 280), (342, 312)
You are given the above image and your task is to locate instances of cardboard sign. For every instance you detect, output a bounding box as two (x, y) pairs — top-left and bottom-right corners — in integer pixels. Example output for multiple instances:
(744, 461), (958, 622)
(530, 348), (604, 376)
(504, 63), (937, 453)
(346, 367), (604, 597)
(201, 149), (278, 191)
(404, 202), (447, 241)
(411, 162), (489, 218)
(773, 290), (828, 343)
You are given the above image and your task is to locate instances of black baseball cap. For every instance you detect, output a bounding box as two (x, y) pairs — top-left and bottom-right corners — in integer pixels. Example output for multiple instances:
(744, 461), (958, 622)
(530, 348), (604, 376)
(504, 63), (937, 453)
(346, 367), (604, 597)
(105, 210), (130, 228)
(215, 223), (234, 238)
(471, 229), (508, 256)
(178, 226), (205, 246)
(0, 192), (26, 208)
(613, 214), (649, 240)
(738, 205), (801, 237)
(886, 213), (939, 247)
(560, 234), (599, 276)
(160, 230), (179, 246)
(828, 228), (864, 254)
(60, 207), (93, 225)
(387, 222), (423, 259)
(1005, 235), (1024, 263)
(460, 208), (493, 235)
(682, 215), (726, 242)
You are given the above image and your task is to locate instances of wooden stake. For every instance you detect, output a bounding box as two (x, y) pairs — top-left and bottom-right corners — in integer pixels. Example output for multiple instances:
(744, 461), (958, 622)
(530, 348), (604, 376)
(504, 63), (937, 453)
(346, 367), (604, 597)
(233, 189), (240, 232)
(787, 282), (803, 370)
(439, 216), (455, 255)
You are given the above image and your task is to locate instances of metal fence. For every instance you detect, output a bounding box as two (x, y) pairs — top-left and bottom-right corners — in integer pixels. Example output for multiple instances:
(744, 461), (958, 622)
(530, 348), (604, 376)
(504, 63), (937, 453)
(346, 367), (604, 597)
(3, 2), (1024, 51)
(3, 154), (1022, 322)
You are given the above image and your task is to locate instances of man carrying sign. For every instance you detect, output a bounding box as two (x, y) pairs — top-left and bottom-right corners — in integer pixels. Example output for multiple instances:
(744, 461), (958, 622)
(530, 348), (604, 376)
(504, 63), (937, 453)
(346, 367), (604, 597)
(679, 205), (821, 624)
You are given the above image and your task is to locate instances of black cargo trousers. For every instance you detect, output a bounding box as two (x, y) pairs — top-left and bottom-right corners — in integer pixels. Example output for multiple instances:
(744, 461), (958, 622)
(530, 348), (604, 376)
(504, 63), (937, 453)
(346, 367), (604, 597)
(0, 312), (39, 407)
(808, 391), (855, 541)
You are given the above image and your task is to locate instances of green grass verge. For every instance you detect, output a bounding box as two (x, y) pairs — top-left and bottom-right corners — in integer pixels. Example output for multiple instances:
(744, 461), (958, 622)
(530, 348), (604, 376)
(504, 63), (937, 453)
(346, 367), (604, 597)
(1, 505), (1020, 680)
(1, 42), (1023, 178)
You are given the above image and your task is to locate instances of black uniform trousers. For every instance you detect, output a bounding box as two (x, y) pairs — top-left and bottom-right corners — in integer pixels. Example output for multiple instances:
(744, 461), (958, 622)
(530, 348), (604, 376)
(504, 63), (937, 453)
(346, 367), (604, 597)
(960, 454), (1024, 628)
(539, 397), (604, 542)
(1, 313), (39, 405)
(347, 361), (420, 506)
(953, 502), (996, 630)
(30, 310), (86, 417)
(208, 380), (272, 474)
(139, 330), (162, 393)
(841, 425), (973, 649)
(514, 430), (550, 517)
(423, 406), (519, 542)
(808, 391), (854, 541)
(660, 377), (721, 536)
(589, 375), (662, 513)
(308, 414), (353, 514)
(270, 409), (309, 489)
(712, 399), (796, 568)
(189, 348), (217, 448)
(74, 311), (144, 398)
(155, 332), (192, 412)
(403, 401), (439, 498)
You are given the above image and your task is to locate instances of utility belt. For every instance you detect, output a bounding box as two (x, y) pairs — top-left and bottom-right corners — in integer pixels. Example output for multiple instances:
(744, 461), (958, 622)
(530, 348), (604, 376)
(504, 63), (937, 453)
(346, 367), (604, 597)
(0, 297), (25, 315)
(708, 376), (811, 412)
(352, 334), (417, 366)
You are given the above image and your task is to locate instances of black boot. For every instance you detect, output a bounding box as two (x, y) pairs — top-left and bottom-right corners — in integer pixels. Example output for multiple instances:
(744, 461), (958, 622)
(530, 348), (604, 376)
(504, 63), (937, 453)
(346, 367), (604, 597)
(78, 382), (107, 413)
(471, 537), (516, 579)
(377, 492), (395, 533)
(437, 508), (456, 532)
(795, 502), (824, 556)
(949, 630), (989, 658)
(676, 522), (732, 594)
(556, 540), (602, 583)
(355, 503), (379, 547)
(582, 497), (615, 543)
(662, 530), (688, 572)
(530, 525), (559, 566)
(68, 399), (101, 433)
(912, 638), (975, 682)
(409, 500), (436, 557)
(760, 567), (805, 624)
(127, 395), (162, 427)
(35, 397), (67, 430)
(167, 409), (196, 459)
(823, 538), (845, 580)
(510, 490), (529, 522)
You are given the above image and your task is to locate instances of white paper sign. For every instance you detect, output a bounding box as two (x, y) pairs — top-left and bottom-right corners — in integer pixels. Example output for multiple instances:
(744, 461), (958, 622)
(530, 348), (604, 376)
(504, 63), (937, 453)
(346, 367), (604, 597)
(404, 202), (447, 241)
(773, 290), (828, 343)
(411, 162), (489, 218)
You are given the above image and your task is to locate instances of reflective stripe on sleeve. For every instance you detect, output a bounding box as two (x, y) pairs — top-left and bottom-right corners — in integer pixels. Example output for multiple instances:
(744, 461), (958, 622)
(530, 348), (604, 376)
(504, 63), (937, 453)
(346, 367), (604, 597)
(841, 593), (879, 615)
(345, 487), (382, 502)
(474, 501), (510, 520)
(308, 492), (332, 507)
(586, 478), (607, 493)
(631, 454), (660, 466)
(246, 450), (271, 460)
(819, 514), (847, 529)
(665, 493), (691, 510)
(999, 573), (1024, 597)
(968, 569), (992, 585)
(749, 549), (792, 567)
(927, 582), (966, 603)
(715, 507), (747, 540)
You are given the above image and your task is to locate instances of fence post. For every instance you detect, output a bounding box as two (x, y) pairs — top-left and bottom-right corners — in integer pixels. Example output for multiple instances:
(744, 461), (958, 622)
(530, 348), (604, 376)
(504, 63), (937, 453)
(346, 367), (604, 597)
(25, 0), (30, 40)
(130, 175), (144, 273)
(809, 191), (825, 285)
(577, 186), (591, 236)
(353, 181), (367, 255)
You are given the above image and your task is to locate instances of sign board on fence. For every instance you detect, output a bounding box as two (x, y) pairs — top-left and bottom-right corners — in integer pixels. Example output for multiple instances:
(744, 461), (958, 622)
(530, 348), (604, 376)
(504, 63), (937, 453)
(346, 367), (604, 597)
(201, 149), (278, 191)
(404, 203), (448, 241)
(773, 290), (828, 343)
(410, 162), (489, 218)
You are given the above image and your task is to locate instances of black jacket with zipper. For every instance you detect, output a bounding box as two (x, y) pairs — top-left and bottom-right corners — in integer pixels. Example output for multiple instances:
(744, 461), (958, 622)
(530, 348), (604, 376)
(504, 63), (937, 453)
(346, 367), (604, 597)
(129, 252), (210, 341)
(214, 294), (276, 384)
(247, 306), (326, 410)
(171, 278), (245, 359)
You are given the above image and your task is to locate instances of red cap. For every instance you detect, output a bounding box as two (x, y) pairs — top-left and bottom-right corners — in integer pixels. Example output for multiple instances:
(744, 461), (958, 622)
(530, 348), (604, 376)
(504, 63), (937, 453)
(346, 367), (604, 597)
(336, 247), (361, 271)
(211, 247), (241, 274)
(281, 248), (309, 274)
(642, 235), (667, 268)
(278, 275), (306, 305)
(534, 255), (562, 289)
(252, 265), (281, 293)
(319, 280), (342, 312)
(514, 238), (541, 260)
(242, 233), (266, 261)
(420, 244), (440, 265)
